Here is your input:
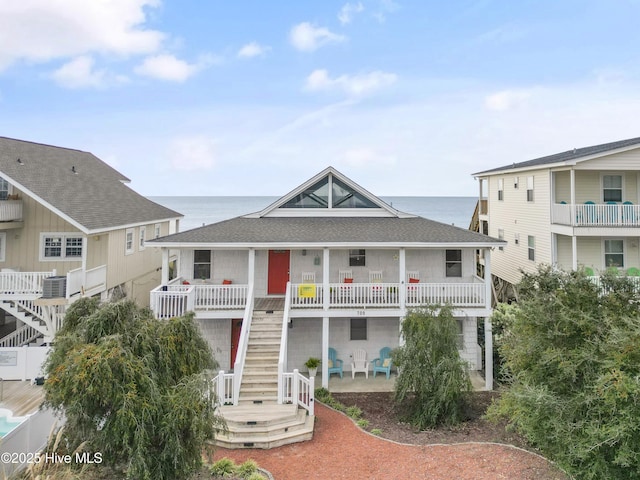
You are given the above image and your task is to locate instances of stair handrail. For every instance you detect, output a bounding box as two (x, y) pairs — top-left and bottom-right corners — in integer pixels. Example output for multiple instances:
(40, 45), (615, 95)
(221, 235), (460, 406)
(232, 282), (254, 405)
(277, 282), (292, 404)
(0, 324), (40, 348)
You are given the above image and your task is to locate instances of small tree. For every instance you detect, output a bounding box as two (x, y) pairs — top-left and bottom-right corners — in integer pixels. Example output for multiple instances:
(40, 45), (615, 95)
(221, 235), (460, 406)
(393, 305), (471, 429)
(488, 266), (640, 480)
(44, 298), (225, 480)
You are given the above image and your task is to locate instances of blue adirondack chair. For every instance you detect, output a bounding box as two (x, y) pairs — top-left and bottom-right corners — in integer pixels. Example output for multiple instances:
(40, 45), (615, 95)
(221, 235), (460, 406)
(328, 348), (344, 378)
(372, 347), (393, 379)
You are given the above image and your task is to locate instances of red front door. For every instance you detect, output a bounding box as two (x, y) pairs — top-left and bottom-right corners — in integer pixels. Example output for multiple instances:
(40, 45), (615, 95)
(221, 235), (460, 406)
(230, 318), (243, 367)
(268, 250), (290, 294)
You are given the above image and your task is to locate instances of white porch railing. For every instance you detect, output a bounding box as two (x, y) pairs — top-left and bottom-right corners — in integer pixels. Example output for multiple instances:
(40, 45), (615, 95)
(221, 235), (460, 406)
(232, 283), (255, 405)
(66, 265), (107, 298)
(281, 369), (315, 416)
(0, 272), (53, 296)
(289, 281), (485, 308)
(588, 275), (640, 290)
(0, 324), (40, 348)
(552, 203), (640, 227)
(150, 284), (196, 319)
(0, 199), (23, 222)
(212, 370), (235, 406)
(406, 282), (486, 307)
(150, 283), (249, 318)
(277, 283), (292, 405)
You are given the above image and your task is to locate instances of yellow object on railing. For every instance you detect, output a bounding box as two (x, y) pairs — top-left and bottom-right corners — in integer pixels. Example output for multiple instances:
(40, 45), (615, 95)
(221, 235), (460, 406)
(298, 283), (316, 298)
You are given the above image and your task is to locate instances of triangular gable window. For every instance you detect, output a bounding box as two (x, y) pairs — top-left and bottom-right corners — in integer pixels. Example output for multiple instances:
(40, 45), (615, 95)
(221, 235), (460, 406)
(281, 174), (377, 209)
(332, 177), (377, 208)
(282, 177), (329, 208)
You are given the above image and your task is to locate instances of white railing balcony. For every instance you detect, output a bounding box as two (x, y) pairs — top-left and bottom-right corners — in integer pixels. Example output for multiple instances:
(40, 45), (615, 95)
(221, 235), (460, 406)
(552, 203), (640, 227)
(405, 282), (486, 307)
(150, 283), (249, 318)
(66, 265), (107, 298)
(289, 281), (486, 309)
(281, 369), (314, 416)
(0, 271), (53, 296)
(0, 199), (23, 222)
(212, 370), (235, 406)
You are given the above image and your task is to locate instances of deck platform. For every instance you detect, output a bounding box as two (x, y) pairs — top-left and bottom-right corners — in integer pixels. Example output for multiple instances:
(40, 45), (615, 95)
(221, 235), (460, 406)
(0, 380), (46, 416)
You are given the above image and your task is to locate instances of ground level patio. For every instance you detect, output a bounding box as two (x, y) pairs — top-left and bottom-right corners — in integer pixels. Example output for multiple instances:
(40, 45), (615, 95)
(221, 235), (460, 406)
(323, 370), (487, 392)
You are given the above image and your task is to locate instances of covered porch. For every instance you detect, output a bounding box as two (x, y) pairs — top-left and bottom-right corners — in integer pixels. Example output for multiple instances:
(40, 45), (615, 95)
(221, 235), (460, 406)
(323, 370), (487, 393)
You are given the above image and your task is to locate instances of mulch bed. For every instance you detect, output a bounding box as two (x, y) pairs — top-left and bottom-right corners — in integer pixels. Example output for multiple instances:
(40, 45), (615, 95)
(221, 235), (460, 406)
(332, 391), (530, 449)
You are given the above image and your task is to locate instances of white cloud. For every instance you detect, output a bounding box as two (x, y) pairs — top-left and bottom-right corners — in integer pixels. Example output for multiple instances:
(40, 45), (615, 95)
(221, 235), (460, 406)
(484, 89), (533, 111)
(289, 22), (346, 52)
(338, 2), (365, 25)
(168, 136), (217, 171)
(305, 69), (397, 96)
(0, 0), (164, 71)
(51, 55), (128, 89)
(372, 0), (400, 23)
(237, 42), (270, 58)
(134, 54), (215, 82)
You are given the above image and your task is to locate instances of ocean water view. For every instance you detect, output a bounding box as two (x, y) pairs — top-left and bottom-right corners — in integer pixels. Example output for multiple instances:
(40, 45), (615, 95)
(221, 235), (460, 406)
(150, 196), (478, 232)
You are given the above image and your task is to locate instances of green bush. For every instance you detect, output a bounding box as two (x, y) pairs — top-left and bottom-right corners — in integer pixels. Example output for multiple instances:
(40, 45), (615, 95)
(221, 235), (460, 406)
(370, 428), (383, 436)
(488, 266), (640, 480)
(356, 418), (369, 429)
(236, 459), (258, 478)
(393, 305), (471, 428)
(210, 458), (236, 477)
(346, 405), (363, 419)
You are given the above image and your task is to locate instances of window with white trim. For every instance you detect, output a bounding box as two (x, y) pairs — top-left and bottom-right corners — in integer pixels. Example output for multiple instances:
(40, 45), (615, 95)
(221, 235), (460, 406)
(125, 228), (135, 255)
(604, 239), (624, 268)
(139, 226), (146, 251)
(349, 249), (365, 267)
(528, 236), (535, 261)
(193, 250), (211, 279)
(350, 318), (367, 340)
(445, 249), (462, 277)
(497, 178), (504, 201)
(0, 177), (9, 200)
(41, 233), (83, 260)
(603, 175), (622, 203)
(498, 229), (505, 251)
(154, 223), (161, 239)
(513, 176), (519, 189)
(526, 176), (534, 202)
(456, 319), (464, 350)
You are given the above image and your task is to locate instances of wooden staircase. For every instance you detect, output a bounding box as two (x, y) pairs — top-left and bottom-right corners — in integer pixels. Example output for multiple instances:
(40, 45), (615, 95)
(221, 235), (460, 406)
(238, 311), (283, 404)
(214, 306), (314, 449)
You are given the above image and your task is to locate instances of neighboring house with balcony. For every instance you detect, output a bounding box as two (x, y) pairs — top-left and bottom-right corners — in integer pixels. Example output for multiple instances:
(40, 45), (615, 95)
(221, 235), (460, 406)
(0, 137), (182, 347)
(472, 136), (640, 300)
(148, 166), (502, 411)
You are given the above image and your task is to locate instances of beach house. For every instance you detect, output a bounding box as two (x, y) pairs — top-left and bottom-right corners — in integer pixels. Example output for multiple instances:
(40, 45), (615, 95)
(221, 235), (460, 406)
(0, 137), (182, 347)
(149, 167), (502, 409)
(472, 137), (640, 300)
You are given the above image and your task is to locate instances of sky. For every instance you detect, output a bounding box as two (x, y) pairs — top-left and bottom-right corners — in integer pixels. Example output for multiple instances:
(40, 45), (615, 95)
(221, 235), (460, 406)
(1, 1), (640, 197)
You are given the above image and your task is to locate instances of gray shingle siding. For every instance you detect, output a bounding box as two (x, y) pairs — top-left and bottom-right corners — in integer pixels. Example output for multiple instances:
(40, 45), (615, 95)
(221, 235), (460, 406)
(149, 216), (500, 245)
(0, 137), (182, 231)
(474, 136), (640, 175)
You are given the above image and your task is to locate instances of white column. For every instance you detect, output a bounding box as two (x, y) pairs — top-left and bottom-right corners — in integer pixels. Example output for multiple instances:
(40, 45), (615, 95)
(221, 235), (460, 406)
(572, 236), (578, 271)
(161, 248), (169, 284)
(570, 168), (576, 226)
(248, 248), (256, 288)
(322, 317), (329, 389)
(484, 317), (493, 390)
(484, 248), (492, 309)
(323, 248), (330, 310)
(81, 236), (88, 288)
(398, 248), (406, 312)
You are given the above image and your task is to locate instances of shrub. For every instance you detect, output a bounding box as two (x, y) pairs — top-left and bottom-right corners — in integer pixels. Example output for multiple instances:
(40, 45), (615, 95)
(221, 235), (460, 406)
(488, 266), (640, 480)
(393, 305), (471, 428)
(356, 419), (369, 429)
(210, 458), (237, 477)
(370, 428), (383, 436)
(236, 459), (258, 478)
(346, 405), (363, 419)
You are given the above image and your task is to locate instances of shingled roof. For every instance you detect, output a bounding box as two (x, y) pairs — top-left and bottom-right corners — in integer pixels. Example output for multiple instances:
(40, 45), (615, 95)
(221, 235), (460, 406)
(0, 137), (181, 233)
(149, 216), (502, 247)
(473, 136), (640, 175)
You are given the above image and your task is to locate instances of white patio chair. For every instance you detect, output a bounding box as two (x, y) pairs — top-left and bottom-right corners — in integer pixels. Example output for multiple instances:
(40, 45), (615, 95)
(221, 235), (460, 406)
(368, 270), (383, 303)
(351, 349), (369, 379)
(406, 271), (420, 303)
(338, 269), (354, 302)
(301, 271), (316, 283)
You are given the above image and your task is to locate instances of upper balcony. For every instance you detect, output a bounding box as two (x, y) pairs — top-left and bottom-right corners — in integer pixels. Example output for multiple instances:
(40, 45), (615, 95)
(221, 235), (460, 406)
(150, 277), (487, 319)
(551, 202), (640, 227)
(0, 199), (23, 224)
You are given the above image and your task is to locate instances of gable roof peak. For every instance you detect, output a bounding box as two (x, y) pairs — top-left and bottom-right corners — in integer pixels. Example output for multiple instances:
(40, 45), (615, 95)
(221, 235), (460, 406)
(245, 166), (414, 218)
